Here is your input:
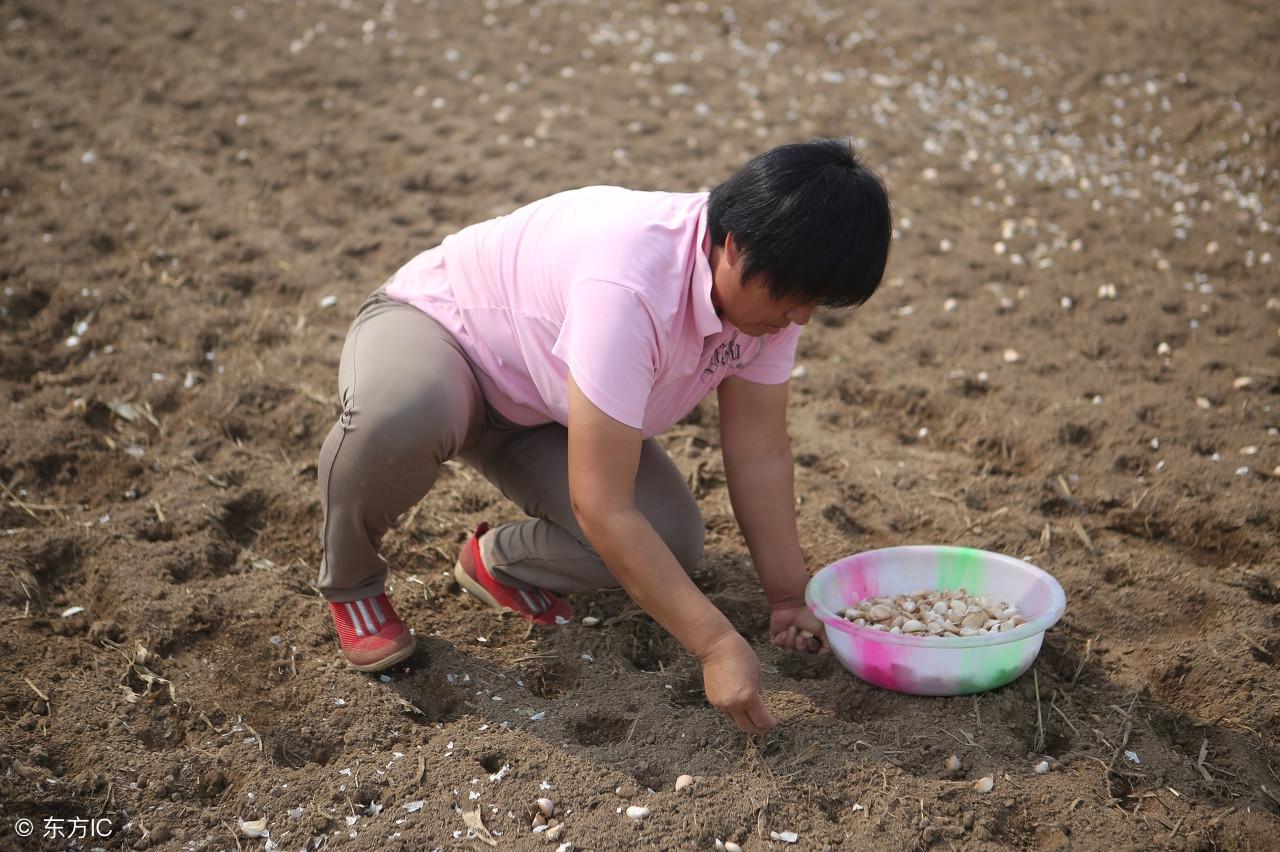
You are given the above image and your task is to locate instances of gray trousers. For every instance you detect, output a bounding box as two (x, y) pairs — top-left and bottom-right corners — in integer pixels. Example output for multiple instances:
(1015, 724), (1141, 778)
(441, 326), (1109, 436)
(316, 289), (705, 603)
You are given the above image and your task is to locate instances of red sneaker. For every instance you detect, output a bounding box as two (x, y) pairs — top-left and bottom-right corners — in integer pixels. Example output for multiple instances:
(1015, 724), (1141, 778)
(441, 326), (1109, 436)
(329, 593), (416, 672)
(453, 523), (573, 626)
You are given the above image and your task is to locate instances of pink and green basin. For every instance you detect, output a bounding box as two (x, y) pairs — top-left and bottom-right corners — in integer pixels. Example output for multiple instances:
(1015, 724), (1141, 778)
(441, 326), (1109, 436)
(806, 546), (1067, 696)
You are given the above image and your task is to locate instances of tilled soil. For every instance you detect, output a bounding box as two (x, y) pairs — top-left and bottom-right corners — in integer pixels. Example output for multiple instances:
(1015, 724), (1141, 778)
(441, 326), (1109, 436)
(1, 0), (1278, 849)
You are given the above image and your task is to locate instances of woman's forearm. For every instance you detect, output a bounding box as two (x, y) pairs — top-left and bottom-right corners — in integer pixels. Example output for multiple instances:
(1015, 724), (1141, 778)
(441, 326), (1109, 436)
(576, 505), (734, 660)
(723, 448), (810, 606)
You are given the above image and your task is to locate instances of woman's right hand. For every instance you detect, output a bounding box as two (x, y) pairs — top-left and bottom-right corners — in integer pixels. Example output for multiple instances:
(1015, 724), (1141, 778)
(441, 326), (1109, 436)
(697, 631), (778, 734)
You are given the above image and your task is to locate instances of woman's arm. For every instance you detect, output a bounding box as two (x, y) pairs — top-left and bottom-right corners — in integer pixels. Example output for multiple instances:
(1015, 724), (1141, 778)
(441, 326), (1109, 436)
(568, 374), (777, 733)
(717, 375), (827, 653)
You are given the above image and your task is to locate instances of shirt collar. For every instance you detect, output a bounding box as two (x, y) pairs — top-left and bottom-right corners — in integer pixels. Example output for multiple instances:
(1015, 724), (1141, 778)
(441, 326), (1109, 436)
(690, 200), (724, 338)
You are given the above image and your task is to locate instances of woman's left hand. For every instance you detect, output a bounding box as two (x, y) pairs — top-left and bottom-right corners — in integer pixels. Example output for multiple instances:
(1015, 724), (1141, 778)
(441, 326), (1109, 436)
(770, 604), (829, 654)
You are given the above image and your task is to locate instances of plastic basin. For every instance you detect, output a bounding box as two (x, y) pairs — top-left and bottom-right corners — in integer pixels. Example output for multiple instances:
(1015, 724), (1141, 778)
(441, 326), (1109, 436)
(806, 545), (1067, 696)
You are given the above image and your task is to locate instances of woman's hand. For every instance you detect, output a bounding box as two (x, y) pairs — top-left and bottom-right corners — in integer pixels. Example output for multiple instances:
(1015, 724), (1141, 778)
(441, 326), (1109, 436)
(770, 604), (829, 654)
(697, 632), (778, 734)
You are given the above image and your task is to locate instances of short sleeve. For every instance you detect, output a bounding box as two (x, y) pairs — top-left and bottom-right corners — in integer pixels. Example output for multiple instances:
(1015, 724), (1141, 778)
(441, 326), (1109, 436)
(551, 280), (660, 429)
(735, 323), (803, 384)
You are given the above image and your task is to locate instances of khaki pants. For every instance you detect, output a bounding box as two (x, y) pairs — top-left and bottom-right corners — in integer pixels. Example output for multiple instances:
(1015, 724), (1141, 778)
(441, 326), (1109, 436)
(316, 289), (705, 602)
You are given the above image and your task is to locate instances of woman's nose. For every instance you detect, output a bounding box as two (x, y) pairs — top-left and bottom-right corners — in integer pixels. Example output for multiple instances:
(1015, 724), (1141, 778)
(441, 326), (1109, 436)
(785, 304), (814, 325)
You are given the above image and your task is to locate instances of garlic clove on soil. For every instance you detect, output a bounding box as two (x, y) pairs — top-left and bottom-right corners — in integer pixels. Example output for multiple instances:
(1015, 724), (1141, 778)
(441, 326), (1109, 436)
(944, 755), (962, 772)
(675, 774), (694, 791)
(973, 776), (995, 793)
(625, 805), (649, 820)
(238, 818), (268, 839)
(724, 843), (743, 852)
(1035, 760), (1051, 774)
(546, 823), (565, 841)
(536, 797), (555, 818)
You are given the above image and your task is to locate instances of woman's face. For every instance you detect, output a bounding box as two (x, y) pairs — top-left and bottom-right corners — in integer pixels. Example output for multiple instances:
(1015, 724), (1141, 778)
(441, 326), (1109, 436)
(710, 233), (816, 337)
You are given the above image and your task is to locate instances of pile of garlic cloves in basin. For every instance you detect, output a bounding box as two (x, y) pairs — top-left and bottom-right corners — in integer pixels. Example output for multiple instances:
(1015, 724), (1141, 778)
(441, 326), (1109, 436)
(838, 589), (1026, 637)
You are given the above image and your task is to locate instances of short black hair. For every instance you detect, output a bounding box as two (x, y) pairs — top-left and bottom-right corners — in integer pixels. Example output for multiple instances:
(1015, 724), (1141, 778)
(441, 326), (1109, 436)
(707, 138), (892, 309)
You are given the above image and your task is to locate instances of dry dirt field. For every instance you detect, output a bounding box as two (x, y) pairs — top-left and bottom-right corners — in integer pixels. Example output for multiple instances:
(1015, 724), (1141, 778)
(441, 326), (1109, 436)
(2, 0), (1278, 849)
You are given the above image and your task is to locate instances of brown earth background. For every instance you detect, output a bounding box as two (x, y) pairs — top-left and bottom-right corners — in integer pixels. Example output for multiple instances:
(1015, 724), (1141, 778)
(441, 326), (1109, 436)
(2, 0), (1279, 849)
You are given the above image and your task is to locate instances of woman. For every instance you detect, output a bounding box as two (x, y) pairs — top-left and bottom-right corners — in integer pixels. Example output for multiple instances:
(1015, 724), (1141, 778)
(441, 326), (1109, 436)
(317, 138), (892, 733)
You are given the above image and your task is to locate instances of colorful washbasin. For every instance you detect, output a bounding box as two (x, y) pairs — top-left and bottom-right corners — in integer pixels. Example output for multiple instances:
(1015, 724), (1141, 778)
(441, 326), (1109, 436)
(806, 546), (1067, 696)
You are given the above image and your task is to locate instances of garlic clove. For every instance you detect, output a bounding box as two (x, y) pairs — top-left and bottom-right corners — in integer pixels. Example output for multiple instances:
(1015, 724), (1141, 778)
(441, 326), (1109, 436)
(238, 818), (268, 839)
(1035, 760), (1051, 774)
(944, 755), (962, 771)
(625, 805), (649, 820)
(536, 797), (555, 818)
(675, 774), (694, 791)
(973, 776), (994, 792)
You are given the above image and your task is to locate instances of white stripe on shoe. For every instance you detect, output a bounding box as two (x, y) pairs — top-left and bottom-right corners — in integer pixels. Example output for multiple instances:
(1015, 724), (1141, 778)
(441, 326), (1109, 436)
(355, 599), (379, 634)
(516, 589), (545, 614)
(369, 596), (387, 626)
(345, 603), (366, 637)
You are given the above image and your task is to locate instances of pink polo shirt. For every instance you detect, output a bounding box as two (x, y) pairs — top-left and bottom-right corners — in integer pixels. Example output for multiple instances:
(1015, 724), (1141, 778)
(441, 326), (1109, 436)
(384, 186), (802, 438)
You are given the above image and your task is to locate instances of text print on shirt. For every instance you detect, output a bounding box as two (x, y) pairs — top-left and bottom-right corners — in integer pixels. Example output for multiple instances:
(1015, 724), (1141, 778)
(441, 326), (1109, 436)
(701, 334), (763, 381)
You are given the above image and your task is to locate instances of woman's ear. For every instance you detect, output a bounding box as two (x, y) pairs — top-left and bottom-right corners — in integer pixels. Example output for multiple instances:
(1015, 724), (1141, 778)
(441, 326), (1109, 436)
(724, 231), (740, 268)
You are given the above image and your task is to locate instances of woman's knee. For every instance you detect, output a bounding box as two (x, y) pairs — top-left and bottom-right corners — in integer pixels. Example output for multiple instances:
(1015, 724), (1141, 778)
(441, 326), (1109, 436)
(659, 505), (705, 575)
